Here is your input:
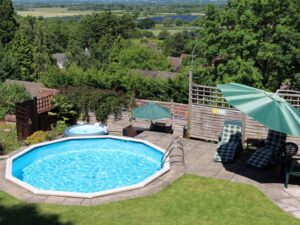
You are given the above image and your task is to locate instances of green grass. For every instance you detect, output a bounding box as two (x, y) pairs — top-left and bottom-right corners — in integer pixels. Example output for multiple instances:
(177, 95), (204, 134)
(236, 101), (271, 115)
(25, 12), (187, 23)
(0, 175), (298, 225)
(0, 123), (19, 153)
(151, 24), (199, 36)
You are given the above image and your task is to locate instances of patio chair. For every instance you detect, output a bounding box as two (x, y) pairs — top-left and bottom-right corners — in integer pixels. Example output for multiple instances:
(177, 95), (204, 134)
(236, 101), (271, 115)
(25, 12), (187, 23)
(247, 130), (287, 170)
(272, 142), (298, 188)
(214, 120), (242, 163)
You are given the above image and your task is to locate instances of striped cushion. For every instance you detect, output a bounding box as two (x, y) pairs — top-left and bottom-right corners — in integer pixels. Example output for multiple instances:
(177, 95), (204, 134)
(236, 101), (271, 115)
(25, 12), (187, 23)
(247, 130), (287, 170)
(214, 121), (242, 163)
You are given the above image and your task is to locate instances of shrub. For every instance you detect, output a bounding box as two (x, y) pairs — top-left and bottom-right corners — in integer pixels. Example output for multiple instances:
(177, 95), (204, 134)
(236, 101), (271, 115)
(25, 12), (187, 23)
(0, 124), (19, 154)
(0, 83), (31, 119)
(25, 131), (49, 145)
(48, 120), (68, 140)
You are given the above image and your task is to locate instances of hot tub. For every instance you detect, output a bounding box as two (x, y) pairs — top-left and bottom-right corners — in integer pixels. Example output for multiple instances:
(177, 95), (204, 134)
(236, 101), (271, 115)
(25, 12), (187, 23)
(64, 124), (108, 137)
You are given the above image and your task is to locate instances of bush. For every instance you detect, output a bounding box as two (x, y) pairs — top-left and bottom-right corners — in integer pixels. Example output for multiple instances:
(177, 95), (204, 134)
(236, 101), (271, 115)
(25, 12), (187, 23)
(0, 124), (19, 154)
(51, 86), (129, 124)
(25, 131), (49, 145)
(48, 120), (68, 140)
(0, 83), (31, 119)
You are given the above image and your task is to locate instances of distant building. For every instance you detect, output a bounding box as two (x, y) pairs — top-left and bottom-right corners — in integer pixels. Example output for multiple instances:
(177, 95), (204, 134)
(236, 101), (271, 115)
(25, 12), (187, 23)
(131, 69), (179, 79)
(4, 79), (58, 98)
(52, 53), (67, 69)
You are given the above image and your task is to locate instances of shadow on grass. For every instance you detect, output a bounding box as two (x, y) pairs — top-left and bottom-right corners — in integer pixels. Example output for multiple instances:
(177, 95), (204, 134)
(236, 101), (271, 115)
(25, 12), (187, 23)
(0, 202), (73, 225)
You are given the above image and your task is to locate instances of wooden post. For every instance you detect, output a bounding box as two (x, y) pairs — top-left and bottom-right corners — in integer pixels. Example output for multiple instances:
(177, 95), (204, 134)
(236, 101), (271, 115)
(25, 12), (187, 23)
(32, 97), (39, 131)
(187, 70), (193, 138)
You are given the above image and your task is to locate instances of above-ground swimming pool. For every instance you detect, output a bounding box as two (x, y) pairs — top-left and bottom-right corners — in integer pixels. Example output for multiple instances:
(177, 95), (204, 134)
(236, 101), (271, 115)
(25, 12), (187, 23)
(6, 136), (170, 198)
(64, 124), (108, 136)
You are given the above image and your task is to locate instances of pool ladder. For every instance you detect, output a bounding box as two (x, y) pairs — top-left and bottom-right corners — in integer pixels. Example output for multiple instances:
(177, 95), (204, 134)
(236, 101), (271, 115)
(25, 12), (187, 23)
(161, 136), (185, 167)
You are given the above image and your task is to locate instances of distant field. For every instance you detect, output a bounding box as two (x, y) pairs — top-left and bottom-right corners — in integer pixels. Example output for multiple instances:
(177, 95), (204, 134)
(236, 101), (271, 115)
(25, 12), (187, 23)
(16, 7), (127, 18)
(151, 25), (198, 36)
(17, 7), (205, 18)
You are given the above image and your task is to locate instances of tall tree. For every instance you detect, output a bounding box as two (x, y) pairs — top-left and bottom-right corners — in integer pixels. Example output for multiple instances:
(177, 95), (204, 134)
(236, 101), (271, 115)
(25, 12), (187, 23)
(79, 11), (135, 47)
(0, 0), (18, 45)
(12, 22), (35, 81)
(33, 25), (52, 80)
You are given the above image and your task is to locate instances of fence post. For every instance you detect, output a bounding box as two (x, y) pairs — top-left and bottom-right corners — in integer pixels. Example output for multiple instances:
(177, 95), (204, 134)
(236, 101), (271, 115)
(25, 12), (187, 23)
(187, 70), (193, 138)
(32, 97), (39, 131)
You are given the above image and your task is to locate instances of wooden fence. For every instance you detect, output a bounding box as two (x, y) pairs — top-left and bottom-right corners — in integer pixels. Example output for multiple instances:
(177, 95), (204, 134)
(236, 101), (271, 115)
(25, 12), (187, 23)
(16, 95), (55, 141)
(187, 73), (300, 146)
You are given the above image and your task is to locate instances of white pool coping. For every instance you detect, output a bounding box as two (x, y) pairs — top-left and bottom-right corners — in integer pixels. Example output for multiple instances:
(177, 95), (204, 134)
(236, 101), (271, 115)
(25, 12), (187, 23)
(6, 135), (170, 199)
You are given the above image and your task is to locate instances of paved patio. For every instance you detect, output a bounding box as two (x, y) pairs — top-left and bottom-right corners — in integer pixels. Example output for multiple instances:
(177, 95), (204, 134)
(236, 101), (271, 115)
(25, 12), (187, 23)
(1, 131), (300, 219)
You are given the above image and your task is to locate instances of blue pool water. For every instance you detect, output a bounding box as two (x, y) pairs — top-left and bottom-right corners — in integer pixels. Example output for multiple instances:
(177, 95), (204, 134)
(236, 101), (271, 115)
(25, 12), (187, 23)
(12, 138), (163, 193)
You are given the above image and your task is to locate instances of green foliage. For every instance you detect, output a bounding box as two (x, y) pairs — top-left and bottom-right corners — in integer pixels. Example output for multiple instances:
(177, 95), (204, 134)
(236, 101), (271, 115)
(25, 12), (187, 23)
(0, 0), (18, 45)
(0, 123), (19, 154)
(0, 83), (31, 119)
(33, 24), (52, 80)
(52, 86), (129, 124)
(12, 21), (35, 81)
(162, 17), (173, 27)
(49, 94), (78, 123)
(79, 11), (135, 47)
(157, 29), (170, 40)
(216, 58), (263, 87)
(0, 47), (19, 82)
(131, 29), (155, 38)
(162, 31), (193, 56)
(47, 120), (68, 140)
(24, 131), (49, 145)
(116, 43), (171, 71)
(138, 18), (155, 29)
(175, 18), (184, 26)
(195, 0), (300, 91)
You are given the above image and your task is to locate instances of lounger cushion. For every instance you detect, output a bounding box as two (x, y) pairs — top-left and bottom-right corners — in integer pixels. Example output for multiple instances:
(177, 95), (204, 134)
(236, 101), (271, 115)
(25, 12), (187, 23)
(214, 121), (242, 163)
(247, 130), (287, 170)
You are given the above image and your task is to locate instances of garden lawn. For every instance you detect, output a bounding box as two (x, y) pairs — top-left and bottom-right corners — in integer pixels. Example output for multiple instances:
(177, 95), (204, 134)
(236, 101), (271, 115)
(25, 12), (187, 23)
(0, 175), (298, 225)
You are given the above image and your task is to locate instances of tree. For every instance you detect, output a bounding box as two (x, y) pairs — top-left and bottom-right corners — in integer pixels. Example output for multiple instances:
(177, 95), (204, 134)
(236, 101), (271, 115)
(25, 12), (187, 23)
(0, 83), (30, 119)
(0, 46), (19, 81)
(79, 11), (135, 47)
(175, 18), (184, 26)
(12, 22), (35, 81)
(0, 0), (18, 45)
(33, 24), (52, 80)
(138, 18), (155, 29)
(162, 31), (191, 56)
(66, 34), (85, 68)
(157, 29), (170, 40)
(162, 17), (173, 27)
(115, 43), (171, 71)
(195, 0), (300, 91)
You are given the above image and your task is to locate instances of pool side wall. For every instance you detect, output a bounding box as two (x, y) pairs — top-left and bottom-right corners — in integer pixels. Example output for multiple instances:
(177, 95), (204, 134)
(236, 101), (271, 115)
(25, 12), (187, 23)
(5, 135), (170, 199)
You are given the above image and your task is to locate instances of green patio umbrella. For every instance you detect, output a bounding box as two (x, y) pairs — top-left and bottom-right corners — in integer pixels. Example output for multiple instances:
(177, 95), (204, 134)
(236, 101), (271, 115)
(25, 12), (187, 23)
(132, 103), (172, 120)
(218, 83), (300, 137)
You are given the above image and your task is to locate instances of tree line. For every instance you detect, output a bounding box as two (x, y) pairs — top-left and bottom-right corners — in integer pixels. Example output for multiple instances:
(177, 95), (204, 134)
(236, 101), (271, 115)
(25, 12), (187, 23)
(0, 0), (299, 110)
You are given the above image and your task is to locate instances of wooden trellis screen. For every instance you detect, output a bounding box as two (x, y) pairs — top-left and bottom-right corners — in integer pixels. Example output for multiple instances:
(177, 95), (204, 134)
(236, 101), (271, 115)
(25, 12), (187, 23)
(16, 95), (55, 141)
(188, 76), (300, 145)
